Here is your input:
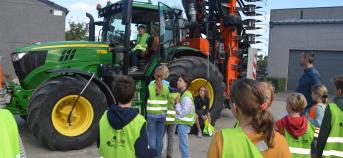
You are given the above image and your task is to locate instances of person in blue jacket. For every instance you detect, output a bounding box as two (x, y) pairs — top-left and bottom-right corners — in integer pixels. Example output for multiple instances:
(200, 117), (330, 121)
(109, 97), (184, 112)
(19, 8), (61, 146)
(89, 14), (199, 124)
(296, 51), (322, 114)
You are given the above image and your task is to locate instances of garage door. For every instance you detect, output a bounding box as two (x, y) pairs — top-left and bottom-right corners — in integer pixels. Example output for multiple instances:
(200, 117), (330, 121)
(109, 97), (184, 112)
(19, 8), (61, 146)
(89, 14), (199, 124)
(288, 50), (343, 94)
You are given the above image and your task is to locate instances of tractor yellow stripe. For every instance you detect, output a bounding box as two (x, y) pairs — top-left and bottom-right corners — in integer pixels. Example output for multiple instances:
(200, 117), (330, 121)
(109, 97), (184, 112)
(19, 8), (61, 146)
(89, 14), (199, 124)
(32, 44), (109, 50)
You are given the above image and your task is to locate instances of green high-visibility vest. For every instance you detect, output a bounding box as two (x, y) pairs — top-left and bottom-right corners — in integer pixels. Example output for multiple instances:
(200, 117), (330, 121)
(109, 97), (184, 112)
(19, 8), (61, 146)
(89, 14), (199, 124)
(322, 103), (343, 158)
(99, 111), (146, 158)
(284, 121), (315, 158)
(166, 92), (179, 125)
(221, 127), (263, 158)
(132, 33), (149, 52)
(176, 91), (195, 126)
(0, 109), (20, 158)
(147, 80), (169, 115)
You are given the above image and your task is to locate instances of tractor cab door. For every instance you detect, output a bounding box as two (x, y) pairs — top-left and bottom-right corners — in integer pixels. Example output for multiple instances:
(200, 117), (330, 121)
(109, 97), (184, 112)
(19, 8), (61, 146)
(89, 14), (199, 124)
(158, 2), (176, 60)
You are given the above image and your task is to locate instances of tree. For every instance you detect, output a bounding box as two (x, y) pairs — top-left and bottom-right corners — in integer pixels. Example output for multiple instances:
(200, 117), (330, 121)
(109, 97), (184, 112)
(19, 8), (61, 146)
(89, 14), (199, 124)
(65, 21), (88, 41)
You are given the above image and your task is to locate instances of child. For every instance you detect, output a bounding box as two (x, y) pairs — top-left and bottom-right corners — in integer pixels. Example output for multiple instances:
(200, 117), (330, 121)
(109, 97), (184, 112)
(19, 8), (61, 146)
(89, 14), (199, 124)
(175, 74), (195, 158)
(257, 82), (275, 109)
(194, 86), (211, 138)
(165, 81), (179, 158)
(98, 76), (154, 158)
(275, 93), (315, 158)
(208, 79), (291, 158)
(307, 85), (328, 127)
(316, 75), (343, 157)
(146, 65), (170, 158)
(0, 109), (26, 158)
(234, 81), (274, 128)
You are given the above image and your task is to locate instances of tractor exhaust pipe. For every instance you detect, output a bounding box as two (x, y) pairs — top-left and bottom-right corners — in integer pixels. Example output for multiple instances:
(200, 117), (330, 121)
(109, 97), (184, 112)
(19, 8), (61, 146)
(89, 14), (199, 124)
(86, 13), (95, 41)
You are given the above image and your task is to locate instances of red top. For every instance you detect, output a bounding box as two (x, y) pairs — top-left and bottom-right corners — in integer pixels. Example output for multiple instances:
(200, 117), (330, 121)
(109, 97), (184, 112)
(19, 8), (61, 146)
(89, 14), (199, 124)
(275, 115), (308, 138)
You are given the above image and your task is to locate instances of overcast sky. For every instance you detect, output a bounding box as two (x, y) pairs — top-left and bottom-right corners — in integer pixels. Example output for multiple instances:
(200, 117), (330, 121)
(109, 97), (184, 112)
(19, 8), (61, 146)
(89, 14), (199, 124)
(52, 0), (343, 55)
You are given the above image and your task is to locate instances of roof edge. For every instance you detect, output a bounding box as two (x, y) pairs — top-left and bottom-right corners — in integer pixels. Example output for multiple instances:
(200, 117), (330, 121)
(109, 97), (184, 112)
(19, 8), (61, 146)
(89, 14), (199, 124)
(271, 6), (343, 12)
(37, 0), (69, 14)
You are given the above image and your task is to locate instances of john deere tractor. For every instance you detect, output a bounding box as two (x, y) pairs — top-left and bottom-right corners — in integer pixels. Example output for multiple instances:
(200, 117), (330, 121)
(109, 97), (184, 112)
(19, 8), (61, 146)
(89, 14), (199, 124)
(3, 0), (229, 150)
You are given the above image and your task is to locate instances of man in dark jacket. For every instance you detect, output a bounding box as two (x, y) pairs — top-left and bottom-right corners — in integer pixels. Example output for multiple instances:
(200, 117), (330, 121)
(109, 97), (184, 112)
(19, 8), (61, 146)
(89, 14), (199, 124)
(296, 51), (322, 113)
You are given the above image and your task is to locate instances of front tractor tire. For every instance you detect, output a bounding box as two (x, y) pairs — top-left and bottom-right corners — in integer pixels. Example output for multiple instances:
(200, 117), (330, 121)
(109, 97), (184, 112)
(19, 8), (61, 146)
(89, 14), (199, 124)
(27, 76), (107, 150)
(168, 56), (225, 125)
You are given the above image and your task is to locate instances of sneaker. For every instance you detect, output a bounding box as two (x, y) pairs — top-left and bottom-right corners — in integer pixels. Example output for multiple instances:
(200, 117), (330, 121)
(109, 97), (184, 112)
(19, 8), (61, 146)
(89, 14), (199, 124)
(197, 131), (203, 138)
(129, 66), (139, 72)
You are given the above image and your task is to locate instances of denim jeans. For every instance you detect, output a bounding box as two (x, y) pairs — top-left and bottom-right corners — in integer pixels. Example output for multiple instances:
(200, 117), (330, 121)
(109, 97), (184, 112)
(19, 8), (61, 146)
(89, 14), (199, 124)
(130, 49), (143, 67)
(177, 124), (191, 158)
(165, 124), (176, 157)
(147, 116), (166, 158)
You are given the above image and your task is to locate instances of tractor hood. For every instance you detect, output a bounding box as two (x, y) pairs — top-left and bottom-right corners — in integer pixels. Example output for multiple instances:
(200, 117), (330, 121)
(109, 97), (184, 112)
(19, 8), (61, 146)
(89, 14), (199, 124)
(15, 41), (109, 52)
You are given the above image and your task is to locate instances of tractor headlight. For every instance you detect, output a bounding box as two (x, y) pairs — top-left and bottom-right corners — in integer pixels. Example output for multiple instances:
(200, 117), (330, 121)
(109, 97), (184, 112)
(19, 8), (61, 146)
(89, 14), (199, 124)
(11, 52), (27, 62)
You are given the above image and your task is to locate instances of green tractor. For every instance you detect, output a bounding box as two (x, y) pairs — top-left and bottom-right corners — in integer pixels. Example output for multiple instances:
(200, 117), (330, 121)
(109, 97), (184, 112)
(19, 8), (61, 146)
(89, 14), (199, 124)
(3, 0), (225, 150)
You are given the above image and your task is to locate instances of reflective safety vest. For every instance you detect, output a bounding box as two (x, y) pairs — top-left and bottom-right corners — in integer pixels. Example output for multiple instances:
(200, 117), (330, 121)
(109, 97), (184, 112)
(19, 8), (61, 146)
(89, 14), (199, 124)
(284, 121), (315, 158)
(0, 109), (20, 158)
(323, 103), (343, 158)
(99, 111), (146, 158)
(176, 91), (195, 126)
(166, 92), (179, 125)
(147, 80), (169, 115)
(221, 127), (263, 158)
(132, 33), (149, 52)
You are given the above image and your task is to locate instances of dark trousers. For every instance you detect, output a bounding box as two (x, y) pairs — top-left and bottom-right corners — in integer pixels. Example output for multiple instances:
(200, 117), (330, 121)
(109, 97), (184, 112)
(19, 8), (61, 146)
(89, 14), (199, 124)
(130, 49), (143, 67)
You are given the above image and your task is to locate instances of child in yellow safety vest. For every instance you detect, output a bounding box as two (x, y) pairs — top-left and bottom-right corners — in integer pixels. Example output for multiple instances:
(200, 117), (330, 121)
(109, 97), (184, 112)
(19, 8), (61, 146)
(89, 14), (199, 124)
(175, 74), (195, 158)
(208, 79), (291, 158)
(316, 75), (343, 157)
(0, 109), (26, 158)
(146, 65), (170, 158)
(97, 76), (155, 158)
(164, 81), (179, 158)
(275, 93), (315, 158)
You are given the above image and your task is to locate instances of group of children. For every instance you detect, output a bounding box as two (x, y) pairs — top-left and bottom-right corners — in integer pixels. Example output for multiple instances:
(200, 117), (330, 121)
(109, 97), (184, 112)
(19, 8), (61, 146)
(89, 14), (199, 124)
(98, 65), (199, 158)
(97, 63), (343, 158)
(208, 75), (343, 158)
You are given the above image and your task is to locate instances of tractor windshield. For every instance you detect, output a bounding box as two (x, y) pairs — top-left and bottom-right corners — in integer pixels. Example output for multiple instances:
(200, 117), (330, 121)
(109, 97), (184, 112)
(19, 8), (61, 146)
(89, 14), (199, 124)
(101, 12), (137, 44)
(106, 13), (125, 44)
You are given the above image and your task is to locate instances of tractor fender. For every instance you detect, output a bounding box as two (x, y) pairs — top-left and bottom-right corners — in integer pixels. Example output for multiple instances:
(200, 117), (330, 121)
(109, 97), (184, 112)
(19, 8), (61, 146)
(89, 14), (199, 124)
(47, 69), (116, 106)
(171, 49), (208, 61)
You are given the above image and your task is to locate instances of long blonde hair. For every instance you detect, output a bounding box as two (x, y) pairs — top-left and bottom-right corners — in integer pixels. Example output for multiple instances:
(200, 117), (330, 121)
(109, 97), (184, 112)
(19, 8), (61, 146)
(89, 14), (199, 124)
(154, 65), (169, 96)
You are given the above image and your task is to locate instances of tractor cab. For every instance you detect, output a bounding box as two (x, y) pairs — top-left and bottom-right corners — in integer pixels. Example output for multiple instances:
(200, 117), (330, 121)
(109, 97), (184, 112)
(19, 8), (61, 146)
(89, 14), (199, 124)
(90, 2), (170, 75)
(88, 1), (182, 77)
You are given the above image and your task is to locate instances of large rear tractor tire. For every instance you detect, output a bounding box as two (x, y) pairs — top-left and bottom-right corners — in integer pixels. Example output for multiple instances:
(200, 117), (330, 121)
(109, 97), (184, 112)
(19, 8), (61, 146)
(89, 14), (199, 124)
(27, 76), (107, 150)
(168, 56), (225, 125)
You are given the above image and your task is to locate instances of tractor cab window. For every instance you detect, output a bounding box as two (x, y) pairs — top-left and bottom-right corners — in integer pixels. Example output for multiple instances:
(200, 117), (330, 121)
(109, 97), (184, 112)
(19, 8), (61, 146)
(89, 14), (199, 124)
(103, 13), (138, 44)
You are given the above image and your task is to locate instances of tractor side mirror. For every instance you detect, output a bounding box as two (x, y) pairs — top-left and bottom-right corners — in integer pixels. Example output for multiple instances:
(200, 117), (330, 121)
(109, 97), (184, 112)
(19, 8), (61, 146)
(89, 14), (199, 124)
(122, 0), (133, 25)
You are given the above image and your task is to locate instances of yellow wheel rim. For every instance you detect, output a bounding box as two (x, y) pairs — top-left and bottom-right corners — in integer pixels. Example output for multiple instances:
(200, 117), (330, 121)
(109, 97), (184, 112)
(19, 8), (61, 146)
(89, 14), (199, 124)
(188, 78), (214, 109)
(51, 95), (94, 137)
